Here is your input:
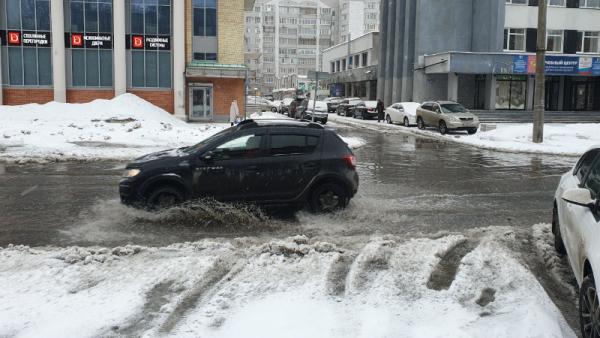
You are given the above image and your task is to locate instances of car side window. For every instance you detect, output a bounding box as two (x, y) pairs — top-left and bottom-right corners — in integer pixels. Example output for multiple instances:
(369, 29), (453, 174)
(576, 150), (599, 183)
(433, 104), (441, 113)
(422, 104), (431, 111)
(584, 160), (600, 200)
(270, 134), (319, 156)
(213, 134), (264, 160)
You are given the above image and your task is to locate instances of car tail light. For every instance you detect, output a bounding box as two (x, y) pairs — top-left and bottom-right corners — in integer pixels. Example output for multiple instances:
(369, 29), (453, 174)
(343, 155), (356, 169)
(367, 108), (373, 112)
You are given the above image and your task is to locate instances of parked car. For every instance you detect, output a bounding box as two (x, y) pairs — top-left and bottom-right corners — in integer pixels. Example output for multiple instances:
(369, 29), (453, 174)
(303, 100), (329, 124)
(247, 96), (278, 113)
(352, 101), (379, 120)
(385, 102), (421, 127)
(336, 98), (362, 117)
(324, 97), (343, 113)
(272, 100), (283, 113)
(552, 146), (600, 338)
(416, 101), (479, 135)
(280, 98), (296, 116)
(120, 119), (359, 212)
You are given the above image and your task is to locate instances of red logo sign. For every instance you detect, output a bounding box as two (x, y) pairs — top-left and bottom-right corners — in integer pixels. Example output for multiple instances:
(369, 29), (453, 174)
(8, 31), (21, 45)
(132, 35), (144, 49)
(71, 33), (83, 47)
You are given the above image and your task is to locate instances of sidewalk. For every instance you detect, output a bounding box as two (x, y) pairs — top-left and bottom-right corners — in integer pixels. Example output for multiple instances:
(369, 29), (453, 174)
(329, 114), (599, 157)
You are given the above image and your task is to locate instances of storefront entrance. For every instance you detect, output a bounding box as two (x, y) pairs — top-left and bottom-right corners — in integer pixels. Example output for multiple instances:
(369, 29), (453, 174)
(495, 75), (526, 110)
(189, 85), (213, 121)
(564, 77), (600, 111)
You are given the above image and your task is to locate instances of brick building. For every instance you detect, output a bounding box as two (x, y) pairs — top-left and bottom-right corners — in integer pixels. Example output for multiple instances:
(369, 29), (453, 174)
(0, 0), (254, 122)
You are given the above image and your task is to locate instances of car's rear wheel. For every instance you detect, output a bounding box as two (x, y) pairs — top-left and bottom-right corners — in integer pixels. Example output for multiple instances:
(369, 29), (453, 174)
(404, 117), (410, 127)
(467, 128), (478, 135)
(309, 183), (348, 213)
(580, 276), (600, 338)
(147, 186), (184, 210)
(386, 114), (392, 124)
(553, 203), (567, 255)
(417, 117), (425, 130)
(271, 107), (278, 112)
(439, 121), (448, 135)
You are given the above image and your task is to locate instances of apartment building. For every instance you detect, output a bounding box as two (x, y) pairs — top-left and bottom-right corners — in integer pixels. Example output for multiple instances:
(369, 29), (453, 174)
(378, 0), (600, 112)
(244, 0), (334, 94)
(0, 0), (254, 122)
(336, 0), (379, 44)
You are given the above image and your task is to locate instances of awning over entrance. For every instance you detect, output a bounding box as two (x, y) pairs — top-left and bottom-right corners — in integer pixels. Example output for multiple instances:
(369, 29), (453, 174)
(423, 51), (600, 76)
(186, 62), (247, 79)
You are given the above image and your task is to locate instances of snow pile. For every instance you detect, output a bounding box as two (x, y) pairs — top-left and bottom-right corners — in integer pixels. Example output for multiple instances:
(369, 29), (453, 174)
(329, 114), (599, 156)
(0, 233), (575, 338)
(0, 94), (226, 162)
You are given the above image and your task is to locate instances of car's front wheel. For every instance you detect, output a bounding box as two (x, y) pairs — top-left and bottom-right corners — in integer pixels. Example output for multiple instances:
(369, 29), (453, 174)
(467, 128), (478, 135)
(417, 117), (425, 130)
(386, 114), (392, 124)
(553, 203), (567, 255)
(309, 183), (348, 213)
(439, 121), (448, 135)
(147, 186), (185, 210)
(404, 117), (410, 127)
(580, 276), (600, 338)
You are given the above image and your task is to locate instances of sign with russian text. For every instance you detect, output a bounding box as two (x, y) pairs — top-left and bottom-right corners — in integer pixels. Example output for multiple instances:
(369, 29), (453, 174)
(511, 55), (600, 76)
(593, 58), (600, 76)
(512, 55), (528, 74)
(545, 55), (579, 74)
(0, 30), (51, 47)
(127, 35), (171, 51)
(68, 33), (113, 49)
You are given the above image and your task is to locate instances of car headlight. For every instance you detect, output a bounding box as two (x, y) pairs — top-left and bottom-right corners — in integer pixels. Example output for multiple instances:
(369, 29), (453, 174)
(122, 169), (141, 178)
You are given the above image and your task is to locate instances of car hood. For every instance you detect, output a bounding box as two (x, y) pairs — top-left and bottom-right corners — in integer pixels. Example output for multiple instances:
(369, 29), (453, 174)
(130, 148), (187, 165)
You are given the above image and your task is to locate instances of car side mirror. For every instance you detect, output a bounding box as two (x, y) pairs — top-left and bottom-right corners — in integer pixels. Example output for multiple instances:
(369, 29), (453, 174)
(201, 151), (214, 162)
(562, 188), (596, 209)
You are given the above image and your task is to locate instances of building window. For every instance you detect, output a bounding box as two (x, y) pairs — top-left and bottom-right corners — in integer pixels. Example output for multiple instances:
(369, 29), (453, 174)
(503, 28), (526, 51)
(330, 62), (335, 73)
(193, 53), (217, 62)
(581, 0), (600, 8)
(505, 0), (527, 4)
(2, 0), (52, 86)
(495, 75), (527, 110)
(67, 0), (113, 87)
(354, 55), (359, 68)
(547, 30), (563, 53)
(361, 52), (368, 67)
(342, 59), (346, 71)
(193, 0), (217, 37)
(578, 31), (600, 53)
(128, 0), (171, 88)
(548, 0), (566, 6)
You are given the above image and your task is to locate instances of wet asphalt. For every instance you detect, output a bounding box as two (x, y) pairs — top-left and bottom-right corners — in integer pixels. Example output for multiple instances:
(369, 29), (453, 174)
(0, 121), (583, 334)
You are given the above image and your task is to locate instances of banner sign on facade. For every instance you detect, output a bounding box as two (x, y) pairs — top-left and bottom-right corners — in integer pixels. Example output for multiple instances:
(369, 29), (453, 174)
(512, 55), (600, 76)
(0, 30), (51, 47)
(68, 33), (113, 49)
(127, 35), (171, 51)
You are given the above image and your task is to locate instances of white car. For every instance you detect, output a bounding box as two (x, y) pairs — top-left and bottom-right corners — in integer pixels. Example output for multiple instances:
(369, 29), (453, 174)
(553, 146), (600, 337)
(384, 102), (421, 127)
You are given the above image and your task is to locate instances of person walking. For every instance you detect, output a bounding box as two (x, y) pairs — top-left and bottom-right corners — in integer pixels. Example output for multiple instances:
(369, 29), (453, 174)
(289, 99), (299, 119)
(376, 99), (385, 123)
(229, 100), (240, 126)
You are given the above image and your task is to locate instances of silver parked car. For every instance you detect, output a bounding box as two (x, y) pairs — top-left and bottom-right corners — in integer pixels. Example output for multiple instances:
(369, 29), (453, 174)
(416, 101), (479, 135)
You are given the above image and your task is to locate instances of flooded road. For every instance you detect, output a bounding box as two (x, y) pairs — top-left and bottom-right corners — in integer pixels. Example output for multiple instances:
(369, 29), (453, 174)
(0, 123), (575, 247)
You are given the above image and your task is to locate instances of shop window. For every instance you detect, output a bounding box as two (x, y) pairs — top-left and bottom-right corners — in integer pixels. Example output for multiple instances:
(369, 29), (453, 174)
(2, 0), (52, 86)
(193, 0), (217, 37)
(581, 0), (600, 8)
(67, 0), (113, 88)
(128, 0), (172, 88)
(495, 75), (527, 110)
(362, 52), (368, 67)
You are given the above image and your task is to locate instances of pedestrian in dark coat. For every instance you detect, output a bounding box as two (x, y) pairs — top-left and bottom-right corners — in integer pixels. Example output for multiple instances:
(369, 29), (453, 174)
(376, 99), (385, 123)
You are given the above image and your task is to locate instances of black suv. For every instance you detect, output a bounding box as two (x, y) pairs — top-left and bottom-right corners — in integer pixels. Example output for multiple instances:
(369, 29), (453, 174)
(120, 119), (359, 212)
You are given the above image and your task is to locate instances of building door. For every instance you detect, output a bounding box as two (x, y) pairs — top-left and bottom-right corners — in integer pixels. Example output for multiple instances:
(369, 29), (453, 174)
(189, 86), (213, 120)
(545, 77), (560, 111)
(573, 83), (587, 111)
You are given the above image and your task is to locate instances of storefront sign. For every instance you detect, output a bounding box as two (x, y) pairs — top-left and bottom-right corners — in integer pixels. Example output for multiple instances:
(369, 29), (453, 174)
(512, 55), (600, 76)
(68, 33), (113, 49)
(0, 30), (51, 47)
(128, 35), (171, 51)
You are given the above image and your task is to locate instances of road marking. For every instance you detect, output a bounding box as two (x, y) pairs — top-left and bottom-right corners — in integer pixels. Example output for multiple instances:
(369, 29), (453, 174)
(20, 185), (39, 197)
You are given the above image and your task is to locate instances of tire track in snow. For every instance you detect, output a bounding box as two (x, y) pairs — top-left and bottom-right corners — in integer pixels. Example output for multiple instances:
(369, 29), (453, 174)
(325, 252), (357, 297)
(426, 239), (479, 291)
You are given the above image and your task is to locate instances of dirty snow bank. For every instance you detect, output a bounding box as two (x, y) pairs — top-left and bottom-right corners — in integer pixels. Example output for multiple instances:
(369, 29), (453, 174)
(329, 114), (599, 156)
(0, 233), (575, 338)
(0, 94), (226, 162)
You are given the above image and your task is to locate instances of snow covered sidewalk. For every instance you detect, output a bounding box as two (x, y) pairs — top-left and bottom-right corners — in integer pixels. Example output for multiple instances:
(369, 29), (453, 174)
(0, 227), (575, 338)
(330, 114), (600, 157)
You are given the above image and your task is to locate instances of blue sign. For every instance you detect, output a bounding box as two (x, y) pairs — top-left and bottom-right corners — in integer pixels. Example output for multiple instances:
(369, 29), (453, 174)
(593, 58), (600, 76)
(545, 55), (579, 75)
(512, 55), (528, 74)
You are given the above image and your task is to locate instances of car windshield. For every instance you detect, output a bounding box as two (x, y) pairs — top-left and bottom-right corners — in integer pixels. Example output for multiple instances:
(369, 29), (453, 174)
(440, 103), (467, 113)
(180, 128), (234, 154)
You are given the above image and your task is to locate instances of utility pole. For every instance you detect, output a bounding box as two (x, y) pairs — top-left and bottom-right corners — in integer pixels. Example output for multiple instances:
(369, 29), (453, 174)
(533, 0), (547, 143)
